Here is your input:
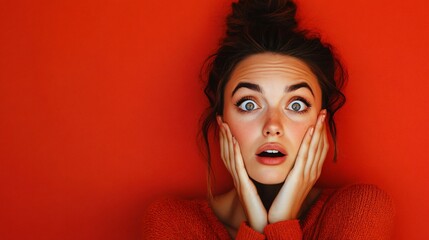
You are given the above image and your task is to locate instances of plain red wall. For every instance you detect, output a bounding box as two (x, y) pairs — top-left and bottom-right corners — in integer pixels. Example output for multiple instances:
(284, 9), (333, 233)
(1, 0), (428, 239)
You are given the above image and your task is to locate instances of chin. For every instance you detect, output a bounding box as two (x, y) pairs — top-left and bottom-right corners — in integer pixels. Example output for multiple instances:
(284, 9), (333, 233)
(250, 170), (286, 185)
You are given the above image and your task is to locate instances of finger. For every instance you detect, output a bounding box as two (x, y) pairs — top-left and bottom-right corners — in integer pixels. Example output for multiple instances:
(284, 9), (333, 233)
(313, 125), (324, 163)
(317, 124), (329, 174)
(224, 123), (240, 184)
(311, 122), (325, 179)
(217, 117), (232, 174)
(293, 125), (314, 172)
(304, 110), (326, 178)
(222, 123), (236, 177)
(233, 139), (249, 182)
(232, 139), (265, 220)
(219, 124), (230, 171)
(233, 139), (249, 191)
(224, 123), (235, 173)
(217, 121), (224, 160)
(216, 115), (222, 128)
(308, 111), (326, 175)
(217, 117), (225, 160)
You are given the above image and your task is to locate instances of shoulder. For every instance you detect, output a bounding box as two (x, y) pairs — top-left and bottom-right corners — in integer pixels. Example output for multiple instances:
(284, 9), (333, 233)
(143, 197), (208, 227)
(327, 184), (395, 214)
(145, 197), (206, 217)
(318, 184), (395, 239)
(142, 197), (220, 239)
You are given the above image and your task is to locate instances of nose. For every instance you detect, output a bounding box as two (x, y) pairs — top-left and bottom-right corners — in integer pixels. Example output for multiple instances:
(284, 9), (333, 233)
(263, 110), (284, 137)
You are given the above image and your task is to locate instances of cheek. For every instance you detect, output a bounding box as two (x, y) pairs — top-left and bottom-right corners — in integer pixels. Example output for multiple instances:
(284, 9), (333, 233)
(223, 109), (261, 158)
(291, 124), (307, 140)
(286, 120), (313, 149)
(227, 118), (260, 146)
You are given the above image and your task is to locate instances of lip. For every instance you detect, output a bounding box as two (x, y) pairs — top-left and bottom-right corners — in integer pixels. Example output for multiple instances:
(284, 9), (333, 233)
(255, 142), (287, 166)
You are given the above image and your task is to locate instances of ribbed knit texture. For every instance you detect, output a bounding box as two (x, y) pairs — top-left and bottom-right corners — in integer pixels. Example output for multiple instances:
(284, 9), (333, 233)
(265, 220), (302, 239)
(236, 222), (265, 240)
(142, 184), (394, 239)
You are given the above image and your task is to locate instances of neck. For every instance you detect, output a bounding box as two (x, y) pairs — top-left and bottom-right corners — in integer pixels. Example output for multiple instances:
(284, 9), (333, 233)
(251, 178), (284, 211)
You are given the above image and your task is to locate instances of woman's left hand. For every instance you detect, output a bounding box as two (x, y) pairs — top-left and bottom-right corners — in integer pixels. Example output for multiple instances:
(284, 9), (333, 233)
(268, 110), (329, 223)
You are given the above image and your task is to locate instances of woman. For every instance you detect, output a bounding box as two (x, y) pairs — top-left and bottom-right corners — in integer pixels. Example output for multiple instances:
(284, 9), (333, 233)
(143, 0), (394, 239)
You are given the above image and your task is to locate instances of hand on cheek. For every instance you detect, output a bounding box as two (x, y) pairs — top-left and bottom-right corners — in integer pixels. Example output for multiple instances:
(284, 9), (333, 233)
(216, 116), (268, 233)
(268, 109), (329, 223)
(216, 109), (329, 230)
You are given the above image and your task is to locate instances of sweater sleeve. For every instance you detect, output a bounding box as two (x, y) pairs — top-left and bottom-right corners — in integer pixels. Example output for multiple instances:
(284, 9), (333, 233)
(142, 199), (180, 239)
(264, 220), (302, 239)
(142, 198), (220, 239)
(316, 184), (395, 240)
(236, 220), (303, 240)
(236, 222), (266, 240)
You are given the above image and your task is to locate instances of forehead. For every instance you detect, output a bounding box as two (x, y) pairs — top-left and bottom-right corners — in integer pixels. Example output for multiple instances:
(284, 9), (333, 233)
(227, 53), (320, 91)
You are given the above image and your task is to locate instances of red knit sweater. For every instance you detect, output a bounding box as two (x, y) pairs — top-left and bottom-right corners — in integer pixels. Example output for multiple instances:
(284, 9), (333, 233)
(143, 184), (394, 239)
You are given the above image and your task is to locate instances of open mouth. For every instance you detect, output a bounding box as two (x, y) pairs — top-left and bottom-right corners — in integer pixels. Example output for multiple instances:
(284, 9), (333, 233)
(257, 150), (286, 158)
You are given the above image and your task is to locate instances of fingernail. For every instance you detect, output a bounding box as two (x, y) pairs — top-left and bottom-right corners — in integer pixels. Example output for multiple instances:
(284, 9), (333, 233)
(320, 110), (326, 123)
(232, 137), (237, 144)
(309, 127), (314, 136)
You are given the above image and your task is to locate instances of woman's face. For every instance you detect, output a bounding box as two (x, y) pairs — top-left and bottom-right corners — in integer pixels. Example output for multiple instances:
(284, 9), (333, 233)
(223, 53), (322, 184)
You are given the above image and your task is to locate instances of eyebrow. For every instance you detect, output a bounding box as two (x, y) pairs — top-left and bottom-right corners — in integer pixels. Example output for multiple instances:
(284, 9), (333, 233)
(231, 81), (314, 97)
(286, 82), (314, 96)
(231, 82), (262, 96)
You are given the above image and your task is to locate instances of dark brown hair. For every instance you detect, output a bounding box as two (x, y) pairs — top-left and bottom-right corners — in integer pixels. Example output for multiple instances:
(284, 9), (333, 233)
(199, 0), (347, 192)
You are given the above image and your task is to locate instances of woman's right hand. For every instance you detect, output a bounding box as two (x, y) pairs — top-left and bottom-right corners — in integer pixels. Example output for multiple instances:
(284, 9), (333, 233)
(217, 116), (268, 233)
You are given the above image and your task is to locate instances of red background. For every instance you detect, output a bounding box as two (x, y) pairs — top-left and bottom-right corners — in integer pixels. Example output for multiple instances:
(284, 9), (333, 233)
(1, 0), (428, 239)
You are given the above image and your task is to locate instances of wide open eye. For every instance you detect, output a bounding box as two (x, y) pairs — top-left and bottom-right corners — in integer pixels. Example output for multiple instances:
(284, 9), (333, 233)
(237, 99), (260, 112)
(287, 99), (309, 113)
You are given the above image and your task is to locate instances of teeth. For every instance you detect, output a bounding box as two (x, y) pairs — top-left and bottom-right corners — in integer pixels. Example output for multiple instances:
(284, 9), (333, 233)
(265, 150), (279, 153)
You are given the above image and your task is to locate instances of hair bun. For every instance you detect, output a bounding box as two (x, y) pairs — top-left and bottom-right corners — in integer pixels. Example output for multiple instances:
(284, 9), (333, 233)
(226, 0), (298, 37)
